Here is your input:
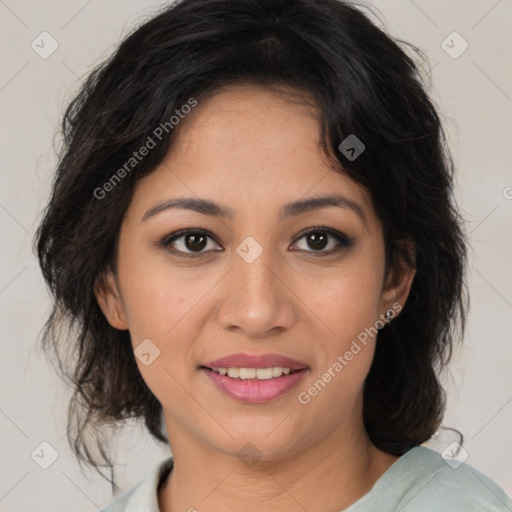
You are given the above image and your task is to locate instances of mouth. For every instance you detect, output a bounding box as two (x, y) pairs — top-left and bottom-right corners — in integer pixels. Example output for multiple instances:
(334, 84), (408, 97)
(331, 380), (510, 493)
(201, 366), (303, 380)
(199, 353), (309, 403)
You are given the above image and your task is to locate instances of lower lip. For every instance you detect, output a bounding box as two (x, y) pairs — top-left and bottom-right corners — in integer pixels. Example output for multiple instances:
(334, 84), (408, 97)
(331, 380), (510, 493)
(201, 368), (308, 403)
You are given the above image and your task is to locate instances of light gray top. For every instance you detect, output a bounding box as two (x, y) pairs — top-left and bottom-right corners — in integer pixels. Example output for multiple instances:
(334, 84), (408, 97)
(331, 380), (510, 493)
(101, 446), (512, 511)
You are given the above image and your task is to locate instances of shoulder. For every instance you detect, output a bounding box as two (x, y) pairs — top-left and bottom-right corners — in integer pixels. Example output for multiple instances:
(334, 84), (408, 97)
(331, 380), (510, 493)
(101, 456), (174, 512)
(397, 446), (512, 511)
(350, 446), (512, 512)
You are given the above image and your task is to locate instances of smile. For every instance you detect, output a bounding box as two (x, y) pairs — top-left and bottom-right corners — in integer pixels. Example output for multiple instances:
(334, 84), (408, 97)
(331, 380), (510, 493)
(208, 366), (293, 379)
(200, 367), (309, 402)
(200, 352), (309, 402)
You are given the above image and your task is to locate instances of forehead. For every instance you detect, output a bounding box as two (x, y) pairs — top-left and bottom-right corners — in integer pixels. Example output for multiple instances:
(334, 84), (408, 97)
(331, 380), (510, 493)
(169, 84), (324, 170)
(127, 84), (375, 226)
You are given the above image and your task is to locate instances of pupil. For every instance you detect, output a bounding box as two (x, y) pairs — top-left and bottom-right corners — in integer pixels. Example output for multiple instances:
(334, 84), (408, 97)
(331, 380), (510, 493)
(308, 232), (327, 250)
(186, 233), (207, 251)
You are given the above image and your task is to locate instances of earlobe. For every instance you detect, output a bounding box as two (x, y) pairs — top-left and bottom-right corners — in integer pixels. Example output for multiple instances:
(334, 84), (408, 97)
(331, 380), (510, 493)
(93, 267), (129, 330)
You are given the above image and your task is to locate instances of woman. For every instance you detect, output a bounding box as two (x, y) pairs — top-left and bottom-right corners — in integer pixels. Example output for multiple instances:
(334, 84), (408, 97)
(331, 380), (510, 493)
(35, 0), (512, 510)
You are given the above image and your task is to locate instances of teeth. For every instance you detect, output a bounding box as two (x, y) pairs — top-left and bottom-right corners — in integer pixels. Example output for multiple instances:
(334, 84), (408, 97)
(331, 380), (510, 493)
(256, 368), (273, 380)
(211, 367), (294, 379)
(227, 367), (240, 378)
(239, 368), (256, 379)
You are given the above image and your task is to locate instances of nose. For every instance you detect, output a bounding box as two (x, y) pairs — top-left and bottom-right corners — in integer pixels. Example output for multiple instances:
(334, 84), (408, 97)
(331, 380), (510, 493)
(216, 244), (297, 338)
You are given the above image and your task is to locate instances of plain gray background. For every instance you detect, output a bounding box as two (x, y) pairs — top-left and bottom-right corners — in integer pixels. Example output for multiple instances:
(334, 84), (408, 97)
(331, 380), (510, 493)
(1, 0), (511, 510)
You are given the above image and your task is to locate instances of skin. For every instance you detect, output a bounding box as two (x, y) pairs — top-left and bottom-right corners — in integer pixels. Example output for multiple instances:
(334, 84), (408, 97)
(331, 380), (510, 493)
(95, 84), (416, 512)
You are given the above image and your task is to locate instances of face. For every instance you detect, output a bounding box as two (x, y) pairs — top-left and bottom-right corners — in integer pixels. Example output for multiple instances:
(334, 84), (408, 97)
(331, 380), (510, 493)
(95, 84), (414, 462)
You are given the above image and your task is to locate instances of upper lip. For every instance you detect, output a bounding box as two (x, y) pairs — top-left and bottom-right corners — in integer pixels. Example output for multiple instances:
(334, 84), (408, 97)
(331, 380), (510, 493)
(202, 352), (308, 370)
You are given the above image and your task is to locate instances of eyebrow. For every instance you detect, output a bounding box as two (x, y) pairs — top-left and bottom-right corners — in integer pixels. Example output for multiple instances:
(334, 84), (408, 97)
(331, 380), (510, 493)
(142, 194), (367, 225)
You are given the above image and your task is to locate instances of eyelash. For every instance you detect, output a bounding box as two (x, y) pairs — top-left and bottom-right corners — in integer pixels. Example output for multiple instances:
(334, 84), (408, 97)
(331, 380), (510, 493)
(159, 227), (354, 258)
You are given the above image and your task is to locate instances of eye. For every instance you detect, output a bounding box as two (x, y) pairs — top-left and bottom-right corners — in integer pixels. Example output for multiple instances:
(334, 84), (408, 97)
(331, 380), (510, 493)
(291, 227), (354, 254)
(160, 229), (222, 256)
(159, 226), (354, 258)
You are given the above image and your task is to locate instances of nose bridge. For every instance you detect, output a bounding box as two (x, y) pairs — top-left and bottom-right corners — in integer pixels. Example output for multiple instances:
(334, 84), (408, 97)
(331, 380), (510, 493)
(216, 234), (296, 337)
(235, 244), (276, 300)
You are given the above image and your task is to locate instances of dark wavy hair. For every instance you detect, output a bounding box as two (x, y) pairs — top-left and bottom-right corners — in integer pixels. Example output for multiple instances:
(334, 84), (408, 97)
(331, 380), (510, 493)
(34, 0), (468, 491)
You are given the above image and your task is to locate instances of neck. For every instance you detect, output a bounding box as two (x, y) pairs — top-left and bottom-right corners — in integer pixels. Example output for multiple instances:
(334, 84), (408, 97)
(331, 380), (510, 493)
(158, 414), (398, 512)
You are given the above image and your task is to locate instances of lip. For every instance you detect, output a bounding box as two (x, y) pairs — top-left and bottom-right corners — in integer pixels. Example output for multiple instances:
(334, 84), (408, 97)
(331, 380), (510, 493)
(200, 352), (309, 403)
(202, 352), (308, 371)
(201, 367), (309, 403)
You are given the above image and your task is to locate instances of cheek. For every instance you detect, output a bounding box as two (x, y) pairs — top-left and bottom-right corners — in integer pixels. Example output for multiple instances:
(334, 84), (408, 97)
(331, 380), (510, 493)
(296, 251), (384, 393)
(302, 275), (380, 411)
(116, 239), (206, 340)
(115, 248), (225, 402)
(116, 253), (210, 410)
(299, 255), (384, 336)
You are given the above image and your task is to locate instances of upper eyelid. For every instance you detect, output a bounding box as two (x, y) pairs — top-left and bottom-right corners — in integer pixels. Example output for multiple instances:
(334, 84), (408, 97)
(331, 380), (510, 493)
(161, 229), (222, 253)
(163, 228), (219, 245)
(162, 227), (351, 252)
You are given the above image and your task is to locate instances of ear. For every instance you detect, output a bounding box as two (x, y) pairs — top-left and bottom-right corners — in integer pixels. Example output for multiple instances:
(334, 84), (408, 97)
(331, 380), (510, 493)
(380, 238), (416, 318)
(93, 266), (129, 330)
